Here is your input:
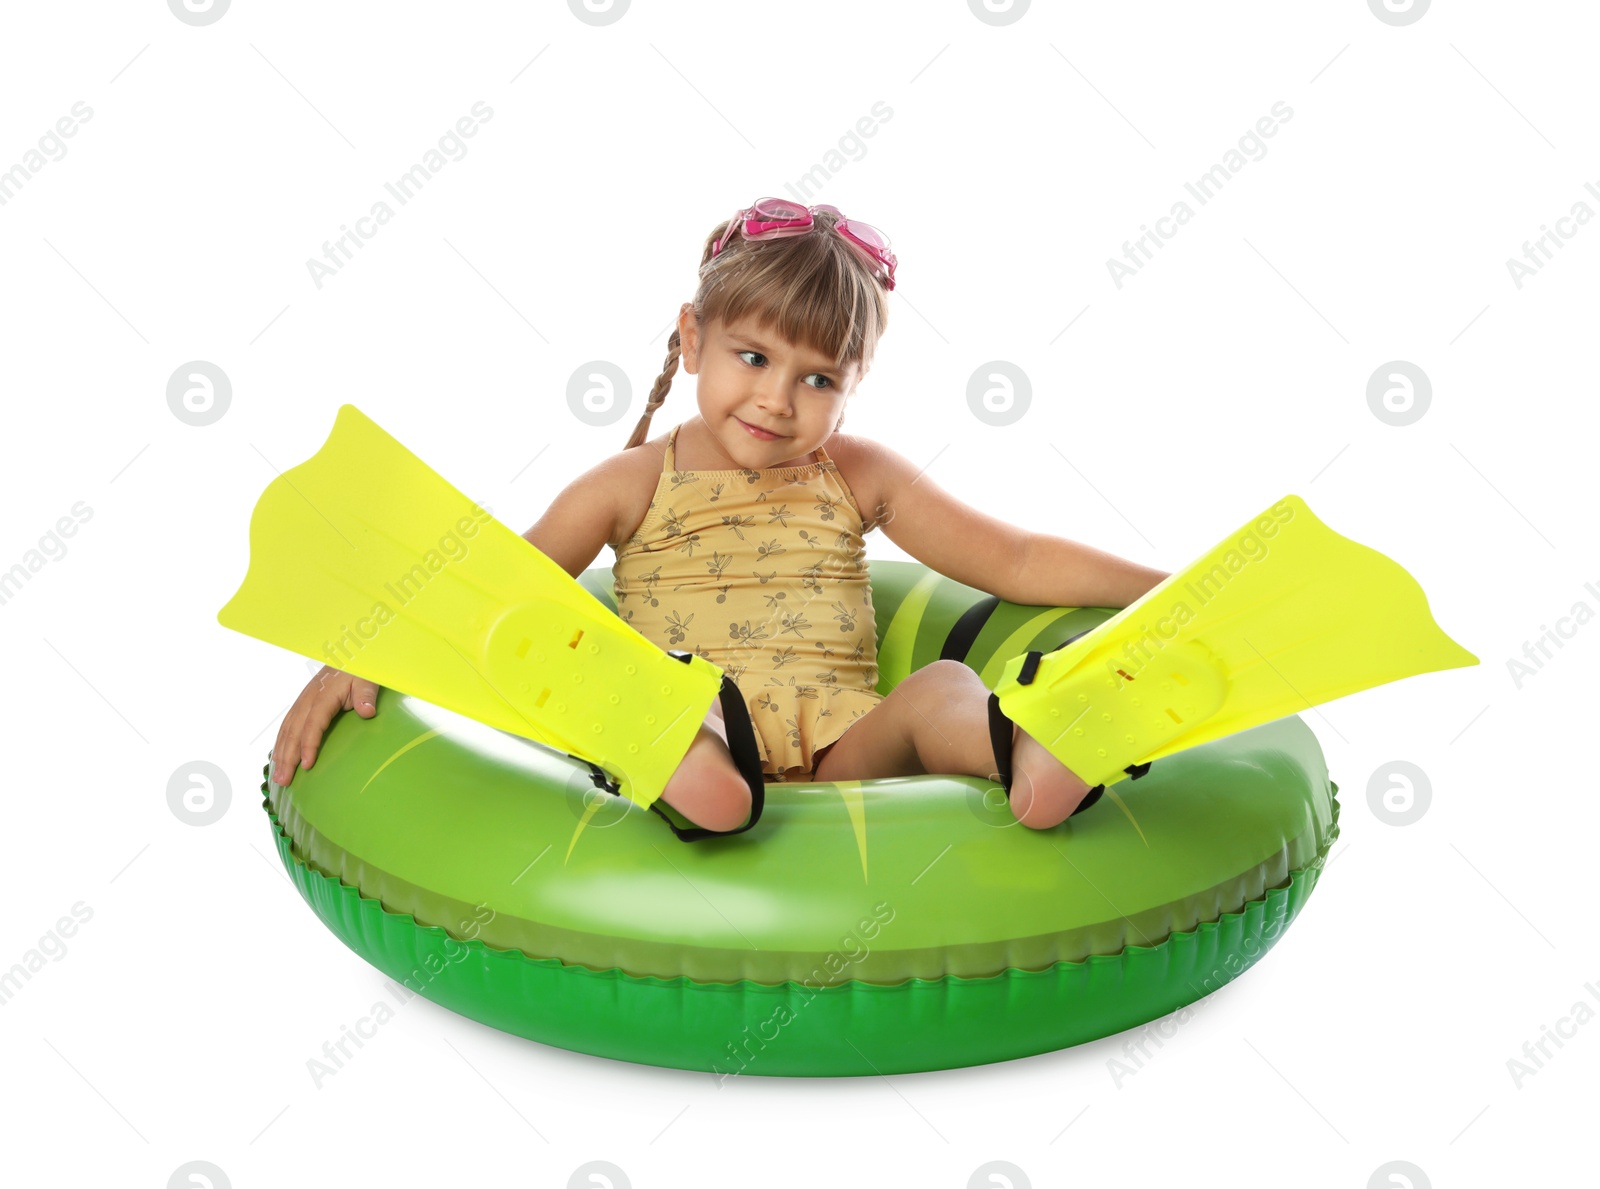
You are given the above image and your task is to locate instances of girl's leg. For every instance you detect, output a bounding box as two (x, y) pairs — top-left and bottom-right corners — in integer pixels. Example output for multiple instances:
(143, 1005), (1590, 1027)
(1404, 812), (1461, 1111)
(811, 660), (1095, 829)
(655, 698), (756, 832)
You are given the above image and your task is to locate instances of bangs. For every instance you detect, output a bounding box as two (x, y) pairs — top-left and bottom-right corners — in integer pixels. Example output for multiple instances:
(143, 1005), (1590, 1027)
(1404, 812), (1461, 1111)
(699, 217), (887, 371)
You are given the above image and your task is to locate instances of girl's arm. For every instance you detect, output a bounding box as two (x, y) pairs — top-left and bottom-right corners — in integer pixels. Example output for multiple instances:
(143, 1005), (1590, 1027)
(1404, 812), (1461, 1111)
(864, 437), (1167, 609)
(519, 451), (636, 578)
(1009, 534), (1169, 610)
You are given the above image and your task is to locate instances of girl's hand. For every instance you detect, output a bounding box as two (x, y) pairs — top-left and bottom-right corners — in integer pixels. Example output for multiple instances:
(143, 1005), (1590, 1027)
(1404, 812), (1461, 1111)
(271, 666), (380, 786)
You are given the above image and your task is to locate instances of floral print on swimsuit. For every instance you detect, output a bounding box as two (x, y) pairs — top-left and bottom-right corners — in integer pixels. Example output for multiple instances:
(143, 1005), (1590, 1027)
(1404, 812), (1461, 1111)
(612, 423), (884, 781)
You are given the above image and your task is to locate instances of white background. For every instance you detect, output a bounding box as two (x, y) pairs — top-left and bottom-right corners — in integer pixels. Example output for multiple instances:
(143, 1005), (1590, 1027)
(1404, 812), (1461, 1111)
(1, 1), (1594, 1185)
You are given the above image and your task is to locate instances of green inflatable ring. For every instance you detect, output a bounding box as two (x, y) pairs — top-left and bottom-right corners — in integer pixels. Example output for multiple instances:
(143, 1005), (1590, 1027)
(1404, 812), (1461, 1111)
(263, 559), (1339, 1077)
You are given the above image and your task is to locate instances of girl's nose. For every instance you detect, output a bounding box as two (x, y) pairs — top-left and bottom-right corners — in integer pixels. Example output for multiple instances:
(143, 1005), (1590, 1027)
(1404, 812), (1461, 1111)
(756, 378), (793, 415)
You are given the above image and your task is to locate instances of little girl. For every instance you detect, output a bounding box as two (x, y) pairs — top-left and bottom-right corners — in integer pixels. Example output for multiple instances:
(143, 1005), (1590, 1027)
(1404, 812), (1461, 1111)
(270, 197), (1169, 834)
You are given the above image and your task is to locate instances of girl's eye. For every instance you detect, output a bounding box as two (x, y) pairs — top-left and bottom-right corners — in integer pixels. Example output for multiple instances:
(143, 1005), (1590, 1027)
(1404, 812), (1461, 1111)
(737, 350), (833, 390)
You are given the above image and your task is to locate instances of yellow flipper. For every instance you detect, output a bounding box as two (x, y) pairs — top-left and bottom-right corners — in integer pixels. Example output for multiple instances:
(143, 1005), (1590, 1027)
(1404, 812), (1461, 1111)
(994, 495), (1479, 789)
(217, 404), (723, 809)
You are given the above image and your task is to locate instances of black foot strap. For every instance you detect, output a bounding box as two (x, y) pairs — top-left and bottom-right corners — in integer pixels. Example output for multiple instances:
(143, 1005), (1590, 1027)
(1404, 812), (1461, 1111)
(986, 633), (1153, 819)
(645, 655), (766, 842)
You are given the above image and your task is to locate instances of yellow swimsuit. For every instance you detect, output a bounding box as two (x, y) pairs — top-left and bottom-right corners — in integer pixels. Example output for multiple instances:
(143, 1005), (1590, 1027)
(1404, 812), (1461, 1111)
(613, 422), (886, 782)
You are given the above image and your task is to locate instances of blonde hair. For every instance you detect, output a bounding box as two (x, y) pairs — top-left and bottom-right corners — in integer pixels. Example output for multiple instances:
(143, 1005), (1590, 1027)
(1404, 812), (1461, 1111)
(624, 207), (892, 450)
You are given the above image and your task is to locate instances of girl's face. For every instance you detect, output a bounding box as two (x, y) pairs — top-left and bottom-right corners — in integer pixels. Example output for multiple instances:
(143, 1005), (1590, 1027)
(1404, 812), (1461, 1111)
(679, 307), (861, 469)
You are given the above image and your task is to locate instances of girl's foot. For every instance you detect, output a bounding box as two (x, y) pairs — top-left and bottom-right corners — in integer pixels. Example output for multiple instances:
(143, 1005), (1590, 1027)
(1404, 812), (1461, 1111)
(1007, 721), (1096, 829)
(656, 709), (754, 833)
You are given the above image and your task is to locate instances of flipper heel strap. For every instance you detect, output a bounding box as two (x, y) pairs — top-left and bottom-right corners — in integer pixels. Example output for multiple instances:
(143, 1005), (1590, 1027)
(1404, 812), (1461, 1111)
(644, 658), (767, 843)
(987, 690), (1109, 817)
(986, 633), (1154, 820)
(992, 622), (1206, 791)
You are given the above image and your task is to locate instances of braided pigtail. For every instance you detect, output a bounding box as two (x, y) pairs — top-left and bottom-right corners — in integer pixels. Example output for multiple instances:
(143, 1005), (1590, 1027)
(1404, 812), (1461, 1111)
(623, 324), (684, 451)
(623, 222), (739, 451)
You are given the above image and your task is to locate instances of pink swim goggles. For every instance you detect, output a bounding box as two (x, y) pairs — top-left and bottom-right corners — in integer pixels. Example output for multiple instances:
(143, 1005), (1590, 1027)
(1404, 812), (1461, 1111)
(712, 197), (897, 291)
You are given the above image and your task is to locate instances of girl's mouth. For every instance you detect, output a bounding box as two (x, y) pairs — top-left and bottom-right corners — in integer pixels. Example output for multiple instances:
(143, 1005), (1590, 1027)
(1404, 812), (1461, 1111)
(738, 418), (783, 441)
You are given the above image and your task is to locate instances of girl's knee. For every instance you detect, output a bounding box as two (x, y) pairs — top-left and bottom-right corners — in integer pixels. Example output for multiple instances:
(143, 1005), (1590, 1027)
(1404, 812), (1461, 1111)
(918, 658), (982, 692)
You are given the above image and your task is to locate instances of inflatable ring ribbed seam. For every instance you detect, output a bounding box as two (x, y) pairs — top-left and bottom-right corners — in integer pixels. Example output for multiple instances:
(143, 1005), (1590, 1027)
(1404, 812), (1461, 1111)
(263, 775), (1339, 1078)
